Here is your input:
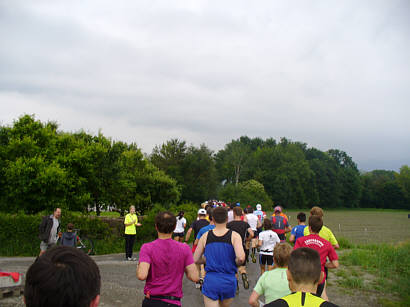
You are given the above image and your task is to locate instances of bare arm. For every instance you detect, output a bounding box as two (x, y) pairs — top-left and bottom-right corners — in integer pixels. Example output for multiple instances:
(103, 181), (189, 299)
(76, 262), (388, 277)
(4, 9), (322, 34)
(136, 262), (150, 280)
(256, 219), (262, 228)
(247, 228), (254, 241)
(231, 231), (245, 266)
(193, 232), (207, 265)
(185, 263), (199, 282)
(285, 226), (292, 233)
(325, 260), (339, 269)
(249, 290), (261, 307)
(258, 239), (263, 247)
(185, 227), (193, 242)
(289, 234), (296, 243)
(333, 244), (340, 249)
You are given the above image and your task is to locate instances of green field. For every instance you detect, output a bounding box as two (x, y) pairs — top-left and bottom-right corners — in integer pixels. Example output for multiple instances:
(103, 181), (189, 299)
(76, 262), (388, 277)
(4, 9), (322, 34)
(281, 209), (410, 244)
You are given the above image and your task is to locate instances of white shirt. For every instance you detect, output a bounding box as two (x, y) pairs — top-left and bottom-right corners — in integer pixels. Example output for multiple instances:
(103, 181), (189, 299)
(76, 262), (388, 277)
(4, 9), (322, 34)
(175, 217), (186, 233)
(259, 230), (280, 255)
(246, 213), (259, 231)
(227, 210), (234, 223)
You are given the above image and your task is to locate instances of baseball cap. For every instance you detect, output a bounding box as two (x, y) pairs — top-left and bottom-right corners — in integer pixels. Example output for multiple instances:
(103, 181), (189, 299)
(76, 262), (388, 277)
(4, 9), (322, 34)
(198, 209), (207, 215)
(274, 206), (282, 212)
(256, 204), (262, 210)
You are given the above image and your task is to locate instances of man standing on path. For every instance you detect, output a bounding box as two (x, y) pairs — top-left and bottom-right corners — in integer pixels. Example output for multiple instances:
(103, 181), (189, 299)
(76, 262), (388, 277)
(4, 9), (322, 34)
(137, 211), (199, 307)
(38, 208), (61, 256)
(124, 205), (142, 261)
(227, 206), (254, 290)
(194, 207), (245, 307)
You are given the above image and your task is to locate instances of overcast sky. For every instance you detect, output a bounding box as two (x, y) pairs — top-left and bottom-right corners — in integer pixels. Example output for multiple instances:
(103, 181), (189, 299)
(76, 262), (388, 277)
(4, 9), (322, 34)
(1, 0), (409, 171)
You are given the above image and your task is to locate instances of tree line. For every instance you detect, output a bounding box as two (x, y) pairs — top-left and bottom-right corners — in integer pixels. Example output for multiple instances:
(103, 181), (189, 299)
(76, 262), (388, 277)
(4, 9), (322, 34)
(0, 115), (408, 214)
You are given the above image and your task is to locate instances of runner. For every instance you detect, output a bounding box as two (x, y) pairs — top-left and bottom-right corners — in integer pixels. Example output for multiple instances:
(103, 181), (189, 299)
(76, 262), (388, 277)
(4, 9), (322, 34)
(246, 207), (261, 263)
(295, 215), (339, 300)
(271, 206), (291, 242)
(253, 204), (266, 223)
(227, 206), (254, 290)
(289, 212), (307, 244)
(257, 219), (280, 275)
(137, 211), (199, 307)
(194, 207), (245, 307)
(185, 209), (209, 249)
(173, 211), (186, 242)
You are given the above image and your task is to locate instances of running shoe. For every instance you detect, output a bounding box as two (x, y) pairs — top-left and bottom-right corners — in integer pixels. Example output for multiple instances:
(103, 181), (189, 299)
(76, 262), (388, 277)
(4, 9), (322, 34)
(241, 273), (249, 289)
(251, 253), (256, 263)
(195, 282), (201, 289)
(199, 278), (204, 291)
(236, 280), (239, 294)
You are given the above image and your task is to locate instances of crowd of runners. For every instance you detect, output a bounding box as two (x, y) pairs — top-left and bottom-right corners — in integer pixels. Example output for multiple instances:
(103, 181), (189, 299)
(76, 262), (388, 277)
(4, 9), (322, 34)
(30, 202), (340, 307)
(136, 202), (340, 307)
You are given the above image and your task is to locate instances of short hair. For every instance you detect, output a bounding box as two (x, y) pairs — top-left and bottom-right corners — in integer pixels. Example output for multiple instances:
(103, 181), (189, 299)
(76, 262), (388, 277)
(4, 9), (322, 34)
(297, 212), (306, 222)
(67, 223), (74, 230)
(24, 246), (100, 307)
(247, 207), (253, 213)
(233, 207), (242, 217)
(207, 208), (213, 221)
(288, 248), (322, 284)
(273, 243), (292, 267)
(263, 219), (272, 230)
(310, 206), (324, 217)
(308, 215), (323, 233)
(212, 207), (228, 224)
(155, 211), (176, 234)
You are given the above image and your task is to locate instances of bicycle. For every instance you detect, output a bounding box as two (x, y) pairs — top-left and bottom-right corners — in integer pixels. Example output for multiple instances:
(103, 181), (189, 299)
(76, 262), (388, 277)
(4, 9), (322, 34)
(58, 229), (95, 255)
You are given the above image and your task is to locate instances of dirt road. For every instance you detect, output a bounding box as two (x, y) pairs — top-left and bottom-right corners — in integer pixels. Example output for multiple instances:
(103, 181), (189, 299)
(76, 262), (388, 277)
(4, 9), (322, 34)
(0, 252), (381, 307)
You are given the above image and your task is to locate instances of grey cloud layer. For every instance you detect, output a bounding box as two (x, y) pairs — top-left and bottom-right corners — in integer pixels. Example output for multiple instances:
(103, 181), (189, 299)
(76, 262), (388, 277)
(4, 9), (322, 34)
(1, 0), (409, 171)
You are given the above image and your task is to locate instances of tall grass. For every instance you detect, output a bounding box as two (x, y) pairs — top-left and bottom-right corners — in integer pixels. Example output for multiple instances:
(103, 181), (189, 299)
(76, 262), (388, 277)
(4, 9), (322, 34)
(341, 241), (410, 305)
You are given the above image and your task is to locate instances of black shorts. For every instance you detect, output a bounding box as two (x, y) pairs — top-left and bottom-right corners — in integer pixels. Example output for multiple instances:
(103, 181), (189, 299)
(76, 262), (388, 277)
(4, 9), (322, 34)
(142, 298), (179, 307)
(173, 232), (184, 237)
(277, 233), (286, 241)
(259, 254), (274, 266)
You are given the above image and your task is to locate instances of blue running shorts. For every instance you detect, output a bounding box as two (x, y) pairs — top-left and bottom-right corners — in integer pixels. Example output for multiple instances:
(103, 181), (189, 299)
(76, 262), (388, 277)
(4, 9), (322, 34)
(202, 272), (237, 301)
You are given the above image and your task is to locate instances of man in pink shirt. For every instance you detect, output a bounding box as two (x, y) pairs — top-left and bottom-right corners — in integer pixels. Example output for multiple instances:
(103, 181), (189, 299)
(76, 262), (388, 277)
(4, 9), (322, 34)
(137, 211), (199, 306)
(294, 215), (339, 300)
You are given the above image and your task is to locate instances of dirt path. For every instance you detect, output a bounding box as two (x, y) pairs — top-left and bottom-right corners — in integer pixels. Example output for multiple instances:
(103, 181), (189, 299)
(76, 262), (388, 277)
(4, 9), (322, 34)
(0, 252), (382, 307)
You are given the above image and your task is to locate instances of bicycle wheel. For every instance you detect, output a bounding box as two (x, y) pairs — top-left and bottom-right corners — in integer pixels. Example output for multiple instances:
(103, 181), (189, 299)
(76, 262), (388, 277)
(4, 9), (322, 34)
(77, 236), (94, 255)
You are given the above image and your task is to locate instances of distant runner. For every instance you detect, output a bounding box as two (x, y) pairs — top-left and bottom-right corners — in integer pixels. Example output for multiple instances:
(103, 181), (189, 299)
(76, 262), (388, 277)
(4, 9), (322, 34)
(271, 206), (291, 242)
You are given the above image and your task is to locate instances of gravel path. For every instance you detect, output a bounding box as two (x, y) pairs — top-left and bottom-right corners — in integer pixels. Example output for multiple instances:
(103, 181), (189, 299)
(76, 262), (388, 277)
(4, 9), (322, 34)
(0, 251), (380, 307)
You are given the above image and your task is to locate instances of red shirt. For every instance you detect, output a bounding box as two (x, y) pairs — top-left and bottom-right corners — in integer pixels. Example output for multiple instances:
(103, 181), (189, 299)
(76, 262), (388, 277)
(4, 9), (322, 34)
(294, 234), (338, 281)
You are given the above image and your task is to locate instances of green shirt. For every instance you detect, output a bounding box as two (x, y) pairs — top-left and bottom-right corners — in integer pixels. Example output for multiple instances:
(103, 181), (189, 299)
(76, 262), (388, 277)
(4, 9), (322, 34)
(303, 225), (338, 246)
(254, 268), (290, 304)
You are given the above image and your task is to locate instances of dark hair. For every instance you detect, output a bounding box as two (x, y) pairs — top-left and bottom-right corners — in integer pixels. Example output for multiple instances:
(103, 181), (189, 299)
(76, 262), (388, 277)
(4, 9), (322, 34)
(233, 207), (242, 217)
(206, 208), (213, 221)
(297, 212), (306, 222)
(229, 203), (235, 210)
(212, 207), (228, 224)
(67, 223), (74, 231)
(155, 211), (177, 234)
(24, 246), (100, 307)
(288, 248), (321, 284)
(308, 215), (323, 233)
(273, 243), (292, 267)
(263, 219), (272, 230)
(177, 211), (184, 220)
(247, 207), (253, 214)
(243, 207), (248, 214)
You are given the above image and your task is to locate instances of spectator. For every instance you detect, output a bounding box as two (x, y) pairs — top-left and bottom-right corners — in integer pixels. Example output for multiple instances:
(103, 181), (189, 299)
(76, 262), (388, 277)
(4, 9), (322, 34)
(60, 223), (77, 247)
(38, 208), (62, 256)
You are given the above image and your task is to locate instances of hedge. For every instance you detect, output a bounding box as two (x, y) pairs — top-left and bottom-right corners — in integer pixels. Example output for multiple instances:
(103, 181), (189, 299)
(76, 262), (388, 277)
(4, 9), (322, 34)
(0, 202), (200, 256)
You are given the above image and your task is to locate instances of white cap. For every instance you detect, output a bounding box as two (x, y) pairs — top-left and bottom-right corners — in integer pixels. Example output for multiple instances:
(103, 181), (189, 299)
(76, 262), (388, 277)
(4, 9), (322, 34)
(198, 209), (207, 215)
(256, 204), (262, 210)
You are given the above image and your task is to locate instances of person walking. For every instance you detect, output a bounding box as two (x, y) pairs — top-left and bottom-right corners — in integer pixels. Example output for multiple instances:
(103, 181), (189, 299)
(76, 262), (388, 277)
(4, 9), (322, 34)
(38, 208), (62, 256)
(124, 205), (142, 261)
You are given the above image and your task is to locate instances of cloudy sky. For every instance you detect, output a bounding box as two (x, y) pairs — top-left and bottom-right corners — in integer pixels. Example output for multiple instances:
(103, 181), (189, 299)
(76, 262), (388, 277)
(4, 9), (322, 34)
(1, 0), (409, 171)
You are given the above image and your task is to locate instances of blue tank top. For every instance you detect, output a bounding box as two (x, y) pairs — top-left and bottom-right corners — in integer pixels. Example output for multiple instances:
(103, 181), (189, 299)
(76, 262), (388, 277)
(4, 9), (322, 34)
(204, 229), (237, 275)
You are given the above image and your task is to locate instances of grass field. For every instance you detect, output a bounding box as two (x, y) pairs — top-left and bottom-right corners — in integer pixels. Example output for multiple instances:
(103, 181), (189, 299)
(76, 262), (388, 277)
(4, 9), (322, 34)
(281, 209), (410, 244)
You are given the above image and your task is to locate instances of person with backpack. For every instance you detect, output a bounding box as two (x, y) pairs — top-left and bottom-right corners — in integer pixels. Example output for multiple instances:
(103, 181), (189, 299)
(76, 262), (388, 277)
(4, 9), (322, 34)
(271, 206), (291, 242)
(61, 223), (77, 247)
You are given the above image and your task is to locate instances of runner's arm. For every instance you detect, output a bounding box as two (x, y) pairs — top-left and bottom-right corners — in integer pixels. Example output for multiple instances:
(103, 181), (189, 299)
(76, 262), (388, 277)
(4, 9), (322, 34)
(231, 231), (245, 266)
(285, 226), (292, 233)
(185, 263), (200, 282)
(193, 232), (208, 265)
(247, 228), (254, 240)
(258, 239), (263, 247)
(256, 219), (262, 228)
(136, 262), (150, 280)
(325, 259), (339, 269)
(248, 290), (261, 307)
(185, 227), (193, 242)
